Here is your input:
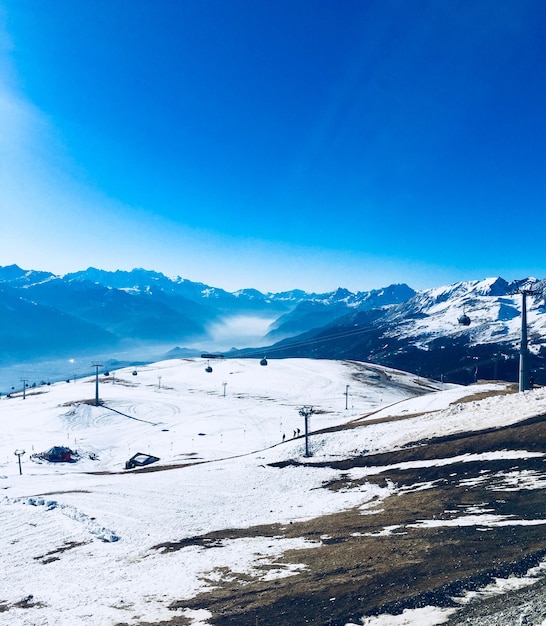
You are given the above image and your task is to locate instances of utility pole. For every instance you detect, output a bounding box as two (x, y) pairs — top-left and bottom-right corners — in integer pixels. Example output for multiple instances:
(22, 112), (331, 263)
(20, 378), (28, 400)
(14, 449), (25, 475)
(516, 286), (535, 392)
(298, 406), (314, 457)
(92, 363), (102, 406)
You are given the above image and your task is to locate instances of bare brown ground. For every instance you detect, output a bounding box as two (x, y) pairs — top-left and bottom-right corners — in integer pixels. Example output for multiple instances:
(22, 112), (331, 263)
(0, 595), (46, 613)
(33, 540), (90, 565)
(110, 411), (546, 626)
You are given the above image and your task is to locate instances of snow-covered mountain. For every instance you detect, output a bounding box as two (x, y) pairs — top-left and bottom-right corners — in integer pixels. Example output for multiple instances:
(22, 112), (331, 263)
(1, 264), (545, 389)
(265, 283), (416, 340)
(241, 277), (546, 386)
(0, 265), (414, 368)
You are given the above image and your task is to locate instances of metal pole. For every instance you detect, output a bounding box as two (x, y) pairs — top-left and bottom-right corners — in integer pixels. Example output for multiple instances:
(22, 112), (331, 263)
(304, 412), (309, 457)
(299, 406), (313, 457)
(519, 291), (530, 392)
(14, 450), (25, 475)
(92, 363), (102, 406)
(95, 367), (100, 406)
(20, 378), (28, 399)
(345, 384), (349, 410)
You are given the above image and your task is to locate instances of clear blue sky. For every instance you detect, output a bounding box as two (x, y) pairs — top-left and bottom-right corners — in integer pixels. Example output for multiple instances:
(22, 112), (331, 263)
(1, 0), (546, 293)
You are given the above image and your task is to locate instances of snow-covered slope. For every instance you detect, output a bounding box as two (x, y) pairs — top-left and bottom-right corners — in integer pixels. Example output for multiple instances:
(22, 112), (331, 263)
(1, 358), (447, 472)
(1, 358), (544, 626)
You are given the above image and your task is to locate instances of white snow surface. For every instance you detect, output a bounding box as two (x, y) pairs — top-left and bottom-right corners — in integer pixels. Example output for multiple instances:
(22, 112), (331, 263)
(0, 357), (544, 626)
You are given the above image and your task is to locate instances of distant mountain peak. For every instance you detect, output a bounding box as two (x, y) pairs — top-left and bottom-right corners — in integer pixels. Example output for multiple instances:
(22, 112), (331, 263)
(0, 264), (55, 285)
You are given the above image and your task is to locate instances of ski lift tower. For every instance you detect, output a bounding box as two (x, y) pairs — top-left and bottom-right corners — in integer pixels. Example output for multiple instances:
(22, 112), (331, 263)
(298, 405), (314, 457)
(515, 283), (536, 392)
(92, 362), (103, 406)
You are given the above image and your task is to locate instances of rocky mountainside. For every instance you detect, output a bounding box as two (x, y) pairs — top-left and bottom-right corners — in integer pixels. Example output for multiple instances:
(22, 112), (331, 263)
(2, 265), (545, 387)
(265, 284), (416, 340)
(235, 277), (546, 386)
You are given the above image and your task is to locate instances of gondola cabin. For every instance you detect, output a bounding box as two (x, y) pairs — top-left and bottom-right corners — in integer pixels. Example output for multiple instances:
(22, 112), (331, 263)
(458, 313), (471, 326)
(260, 357), (268, 366)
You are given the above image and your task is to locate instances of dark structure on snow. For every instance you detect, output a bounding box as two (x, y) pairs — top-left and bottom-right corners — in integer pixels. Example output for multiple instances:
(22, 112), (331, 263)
(125, 452), (160, 470)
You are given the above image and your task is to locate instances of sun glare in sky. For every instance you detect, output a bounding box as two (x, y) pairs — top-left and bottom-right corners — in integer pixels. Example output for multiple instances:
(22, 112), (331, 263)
(1, 1), (546, 292)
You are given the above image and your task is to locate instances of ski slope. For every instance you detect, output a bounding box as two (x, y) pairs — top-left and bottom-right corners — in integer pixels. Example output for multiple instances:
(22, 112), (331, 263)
(0, 358), (544, 626)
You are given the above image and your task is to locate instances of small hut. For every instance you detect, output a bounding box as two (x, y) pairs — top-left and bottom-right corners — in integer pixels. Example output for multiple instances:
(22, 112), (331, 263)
(41, 446), (75, 462)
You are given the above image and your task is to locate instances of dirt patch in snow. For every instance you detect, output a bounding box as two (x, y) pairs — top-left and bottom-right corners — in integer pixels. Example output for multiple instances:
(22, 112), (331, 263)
(125, 413), (546, 626)
(33, 540), (89, 565)
(0, 595), (46, 613)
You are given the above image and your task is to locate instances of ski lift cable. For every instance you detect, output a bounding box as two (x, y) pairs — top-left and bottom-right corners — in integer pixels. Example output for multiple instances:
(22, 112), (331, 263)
(230, 324), (379, 359)
(442, 353), (516, 377)
(225, 299), (530, 362)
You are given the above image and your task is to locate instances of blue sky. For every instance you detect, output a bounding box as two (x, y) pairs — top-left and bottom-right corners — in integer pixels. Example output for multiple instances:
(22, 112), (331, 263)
(1, 0), (546, 293)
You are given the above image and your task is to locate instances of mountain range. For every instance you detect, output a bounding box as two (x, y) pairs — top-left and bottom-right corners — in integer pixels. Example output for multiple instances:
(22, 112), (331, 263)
(1, 264), (545, 387)
(246, 276), (546, 386)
